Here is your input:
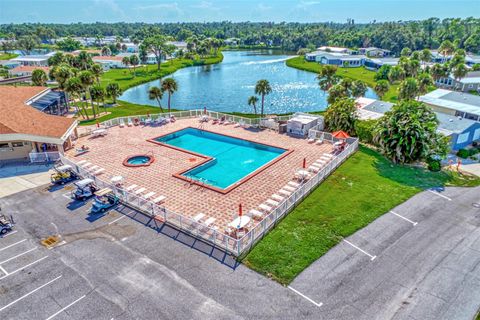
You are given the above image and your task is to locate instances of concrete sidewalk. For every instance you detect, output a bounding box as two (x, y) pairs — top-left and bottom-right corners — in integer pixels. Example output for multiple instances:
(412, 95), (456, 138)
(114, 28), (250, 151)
(0, 163), (54, 198)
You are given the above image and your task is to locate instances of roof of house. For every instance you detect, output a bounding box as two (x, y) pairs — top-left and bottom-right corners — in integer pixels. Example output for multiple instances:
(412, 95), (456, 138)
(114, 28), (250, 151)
(419, 89), (480, 116)
(435, 112), (479, 135)
(317, 46), (350, 53)
(455, 71), (480, 84)
(72, 49), (102, 55)
(92, 56), (124, 62)
(9, 65), (50, 73)
(0, 86), (76, 139)
(355, 97), (394, 120)
(11, 55), (49, 62)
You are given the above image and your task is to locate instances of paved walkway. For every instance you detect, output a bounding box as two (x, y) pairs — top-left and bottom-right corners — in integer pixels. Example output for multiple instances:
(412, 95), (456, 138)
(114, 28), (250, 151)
(0, 164), (54, 198)
(462, 163), (480, 177)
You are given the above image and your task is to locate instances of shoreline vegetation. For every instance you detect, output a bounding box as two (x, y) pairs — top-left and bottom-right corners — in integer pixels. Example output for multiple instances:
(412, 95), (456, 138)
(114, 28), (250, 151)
(285, 56), (399, 102)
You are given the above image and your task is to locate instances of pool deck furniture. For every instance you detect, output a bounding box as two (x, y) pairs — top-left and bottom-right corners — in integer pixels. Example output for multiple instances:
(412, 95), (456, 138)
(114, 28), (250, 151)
(152, 196), (166, 204)
(295, 169), (311, 181)
(250, 209), (264, 220)
(315, 139), (324, 145)
(283, 185), (296, 192)
(143, 191), (156, 200)
(266, 199), (279, 207)
(271, 194), (284, 202)
(92, 128), (108, 137)
(88, 165), (99, 172)
(81, 162), (92, 168)
(229, 216), (251, 229)
(259, 203), (273, 212)
(119, 119), (125, 128)
(127, 119), (133, 127)
(193, 213), (205, 222)
(134, 187), (146, 195)
(204, 217), (216, 227)
(288, 181), (300, 188)
(66, 116), (339, 235)
(77, 160), (87, 165)
(125, 184), (138, 192)
(93, 168), (105, 175)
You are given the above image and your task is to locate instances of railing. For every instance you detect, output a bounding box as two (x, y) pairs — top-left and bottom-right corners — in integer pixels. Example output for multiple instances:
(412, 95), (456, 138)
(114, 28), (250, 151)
(60, 131), (358, 256)
(29, 151), (61, 163)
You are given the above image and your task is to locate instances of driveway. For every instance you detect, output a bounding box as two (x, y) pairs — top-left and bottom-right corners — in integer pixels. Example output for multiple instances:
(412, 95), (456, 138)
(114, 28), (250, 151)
(0, 163), (54, 198)
(290, 186), (480, 320)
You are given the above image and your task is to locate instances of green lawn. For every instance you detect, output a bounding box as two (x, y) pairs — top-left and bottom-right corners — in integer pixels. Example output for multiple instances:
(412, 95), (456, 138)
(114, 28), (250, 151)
(0, 53), (19, 60)
(100, 53), (223, 91)
(286, 56), (399, 102)
(243, 146), (480, 284)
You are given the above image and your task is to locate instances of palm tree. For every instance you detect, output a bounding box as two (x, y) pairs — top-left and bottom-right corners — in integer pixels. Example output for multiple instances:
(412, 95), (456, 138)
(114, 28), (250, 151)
(101, 46), (111, 56)
(351, 80), (367, 98)
(31, 69), (48, 86)
(90, 84), (107, 115)
(430, 63), (448, 82)
(106, 83), (122, 104)
(161, 78), (178, 115)
(76, 51), (92, 70)
(317, 65), (339, 91)
(398, 78), (419, 100)
(374, 80), (390, 100)
(65, 77), (88, 119)
(148, 86), (164, 112)
(122, 56), (130, 72)
(90, 63), (103, 84)
(254, 79), (272, 118)
(417, 73), (434, 97)
(78, 70), (96, 118)
(248, 96), (259, 115)
(420, 48), (432, 66)
(438, 40), (454, 62)
(452, 63), (468, 90)
(51, 64), (73, 111)
(129, 55), (139, 77)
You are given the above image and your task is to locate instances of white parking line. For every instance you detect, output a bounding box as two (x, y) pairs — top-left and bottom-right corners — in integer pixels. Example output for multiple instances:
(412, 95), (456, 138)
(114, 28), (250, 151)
(62, 192), (72, 200)
(0, 239), (27, 252)
(0, 256), (49, 280)
(0, 265), (7, 276)
(288, 286), (323, 307)
(2, 230), (18, 238)
(428, 190), (452, 201)
(108, 215), (126, 225)
(343, 239), (377, 261)
(45, 294), (86, 320)
(0, 247), (37, 265)
(0, 275), (62, 312)
(390, 211), (418, 226)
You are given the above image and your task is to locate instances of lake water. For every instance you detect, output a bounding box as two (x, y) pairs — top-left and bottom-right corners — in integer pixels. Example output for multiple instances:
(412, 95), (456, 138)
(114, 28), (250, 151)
(119, 50), (378, 114)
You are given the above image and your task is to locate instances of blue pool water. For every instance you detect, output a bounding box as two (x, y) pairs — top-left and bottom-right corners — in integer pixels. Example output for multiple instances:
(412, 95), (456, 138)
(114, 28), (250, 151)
(155, 128), (286, 190)
(127, 156), (150, 165)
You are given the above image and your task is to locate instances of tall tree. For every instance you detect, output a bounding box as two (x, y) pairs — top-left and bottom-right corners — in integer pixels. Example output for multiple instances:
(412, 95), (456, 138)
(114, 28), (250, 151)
(248, 96), (259, 115)
(398, 78), (419, 100)
(106, 83), (122, 104)
(122, 56), (131, 71)
(141, 35), (168, 71)
(90, 84), (107, 115)
(317, 65), (339, 91)
(324, 98), (357, 135)
(254, 79), (272, 118)
(65, 77), (88, 119)
(374, 101), (449, 164)
(148, 86), (164, 112)
(161, 78), (178, 115)
(417, 73), (433, 97)
(374, 80), (390, 100)
(129, 54), (139, 77)
(31, 69), (48, 86)
(78, 70), (96, 118)
(91, 63), (103, 83)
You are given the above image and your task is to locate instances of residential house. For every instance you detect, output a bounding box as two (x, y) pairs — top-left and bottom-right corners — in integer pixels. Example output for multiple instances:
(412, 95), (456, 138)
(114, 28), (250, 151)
(0, 60), (21, 69)
(11, 54), (54, 67)
(358, 47), (391, 57)
(356, 95), (480, 150)
(436, 71), (480, 93)
(315, 52), (366, 67)
(0, 86), (77, 162)
(317, 46), (355, 54)
(8, 65), (50, 77)
(363, 57), (400, 70)
(92, 56), (128, 69)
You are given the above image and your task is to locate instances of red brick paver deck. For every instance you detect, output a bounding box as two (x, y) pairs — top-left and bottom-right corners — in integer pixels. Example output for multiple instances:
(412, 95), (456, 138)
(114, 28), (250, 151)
(67, 119), (333, 233)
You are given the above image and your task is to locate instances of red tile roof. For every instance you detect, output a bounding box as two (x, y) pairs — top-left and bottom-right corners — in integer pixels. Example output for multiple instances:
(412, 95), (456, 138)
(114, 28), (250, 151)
(9, 65), (50, 73)
(0, 86), (76, 139)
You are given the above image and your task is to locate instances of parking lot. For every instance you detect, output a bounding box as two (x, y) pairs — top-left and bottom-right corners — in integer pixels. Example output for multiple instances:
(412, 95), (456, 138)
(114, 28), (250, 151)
(0, 182), (479, 319)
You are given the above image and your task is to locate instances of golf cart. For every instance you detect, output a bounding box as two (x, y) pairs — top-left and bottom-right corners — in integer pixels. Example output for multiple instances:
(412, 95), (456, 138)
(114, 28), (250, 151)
(90, 188), (119, 213)
(0, 208), (14, 235)
(51, 164), (78, 185)
(73, 178), (98, 201)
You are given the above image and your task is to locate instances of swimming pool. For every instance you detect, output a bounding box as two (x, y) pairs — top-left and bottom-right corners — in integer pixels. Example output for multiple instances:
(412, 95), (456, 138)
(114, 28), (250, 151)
(152, 128), (288, 192)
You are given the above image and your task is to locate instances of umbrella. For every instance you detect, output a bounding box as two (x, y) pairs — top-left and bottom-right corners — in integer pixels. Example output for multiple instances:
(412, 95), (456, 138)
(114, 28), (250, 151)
(332, 130), (350, 139)
(303, 158), (306, 169)
(203, 106), (207, 114)
(237, 204), (243, 229)
(96, 120), (100, 128)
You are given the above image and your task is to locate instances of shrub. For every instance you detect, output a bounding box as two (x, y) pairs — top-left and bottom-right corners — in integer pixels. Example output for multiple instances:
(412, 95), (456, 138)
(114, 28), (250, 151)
(427, 159), (441, 172)
(355, 119), (378, 144)
(457, 149), (469, 158)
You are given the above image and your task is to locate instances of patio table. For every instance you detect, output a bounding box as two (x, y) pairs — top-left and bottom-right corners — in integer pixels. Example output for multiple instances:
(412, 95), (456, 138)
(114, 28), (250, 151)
(229, 216), (251, 229)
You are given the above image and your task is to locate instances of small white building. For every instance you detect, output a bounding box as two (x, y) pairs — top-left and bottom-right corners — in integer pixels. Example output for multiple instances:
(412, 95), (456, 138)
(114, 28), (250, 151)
(92, 56), (128, 69)
(287, 113), (322, 136)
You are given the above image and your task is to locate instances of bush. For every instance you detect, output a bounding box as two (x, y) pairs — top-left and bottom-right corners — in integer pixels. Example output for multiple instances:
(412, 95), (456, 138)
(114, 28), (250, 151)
(355, 119), (378, 144)
(457, 149), (469, 158)
(427, 159), (441, 172)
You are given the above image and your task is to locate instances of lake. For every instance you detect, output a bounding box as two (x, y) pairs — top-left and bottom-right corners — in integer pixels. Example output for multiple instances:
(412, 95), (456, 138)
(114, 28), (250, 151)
(119, 50), (378, 114)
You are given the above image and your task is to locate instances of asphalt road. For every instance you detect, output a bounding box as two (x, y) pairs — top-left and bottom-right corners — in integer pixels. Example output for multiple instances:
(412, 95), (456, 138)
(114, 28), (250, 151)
(0, 183), (479, 319)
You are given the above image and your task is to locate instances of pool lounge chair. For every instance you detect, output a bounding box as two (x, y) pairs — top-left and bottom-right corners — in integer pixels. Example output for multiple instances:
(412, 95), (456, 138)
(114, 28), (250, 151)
(315, 138), (324, 145)
(308, 165), (322, 173)
(283, 185), (296, 192)
(87, 165), (99, 172)
(134, 187), (146, 195)
(127, 118), (133, 127)
(279, 189), (292, 197)
(307, 138), (316, 143)
(93, 168), (105, 175)
(266, 199), (279, 207)
(288, 181), (300, 188)
(193, 213), (205, 222)
(271, 194), (284, 202)
(81, 162), (92, 168)
(203, 217), (216, 227)
(76, 160), (87, 165)
(143, 191), (156, 200)
(259, 203), (273, 212)
(153, 195), (166, 204)
(119, 119), (125, 128)
(250, 209), (264, 220)
(125, 184), (138, 192)
(323, 153), (334, 158)
(145, 118), (152, 126)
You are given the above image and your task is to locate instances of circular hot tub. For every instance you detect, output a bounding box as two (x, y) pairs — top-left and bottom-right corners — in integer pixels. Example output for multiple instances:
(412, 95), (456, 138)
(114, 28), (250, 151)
(123, 155), (155, 167)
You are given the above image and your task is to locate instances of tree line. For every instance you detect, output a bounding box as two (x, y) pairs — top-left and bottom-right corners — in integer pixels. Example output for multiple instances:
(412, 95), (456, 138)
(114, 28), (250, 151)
(1, 18), (479, 54)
